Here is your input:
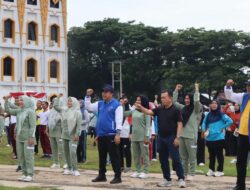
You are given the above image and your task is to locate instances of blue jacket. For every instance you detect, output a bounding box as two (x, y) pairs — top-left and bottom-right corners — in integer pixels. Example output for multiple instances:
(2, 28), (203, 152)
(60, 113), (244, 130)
(202, 113), (233, 141)
(96, 98), (120, 137)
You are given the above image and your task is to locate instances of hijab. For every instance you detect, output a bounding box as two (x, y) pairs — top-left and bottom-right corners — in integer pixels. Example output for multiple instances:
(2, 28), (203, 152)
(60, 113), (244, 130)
(206, 100), (223, 128)
(181, 94), (194, 127)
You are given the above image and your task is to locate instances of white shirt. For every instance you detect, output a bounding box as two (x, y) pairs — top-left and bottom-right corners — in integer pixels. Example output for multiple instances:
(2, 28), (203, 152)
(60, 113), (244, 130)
(85, 96), (123, 131)
(120, 118), (130, 138)
(38, 109), (50, 126)
(10, 116), (16, 124)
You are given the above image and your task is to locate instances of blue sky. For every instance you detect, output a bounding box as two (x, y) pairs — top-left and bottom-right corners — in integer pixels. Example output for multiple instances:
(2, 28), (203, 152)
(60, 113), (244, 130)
(68, 0), (250, 32)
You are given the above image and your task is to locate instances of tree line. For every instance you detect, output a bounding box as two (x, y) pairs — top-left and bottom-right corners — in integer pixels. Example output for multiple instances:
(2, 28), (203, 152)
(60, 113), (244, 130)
(68, 18), (249, 100)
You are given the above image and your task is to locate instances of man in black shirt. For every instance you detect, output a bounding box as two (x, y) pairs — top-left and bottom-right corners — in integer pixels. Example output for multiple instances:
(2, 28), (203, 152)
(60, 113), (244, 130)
(136, 90), (185, 188)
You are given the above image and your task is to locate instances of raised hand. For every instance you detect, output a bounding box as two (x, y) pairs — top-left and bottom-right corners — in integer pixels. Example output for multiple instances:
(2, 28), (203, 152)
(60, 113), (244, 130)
(226, 79), (234, 87)
(175, 84), (183, 91)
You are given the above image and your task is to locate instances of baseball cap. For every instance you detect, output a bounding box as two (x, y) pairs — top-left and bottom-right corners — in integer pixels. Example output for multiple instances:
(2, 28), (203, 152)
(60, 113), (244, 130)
(102, 84), (114, 93)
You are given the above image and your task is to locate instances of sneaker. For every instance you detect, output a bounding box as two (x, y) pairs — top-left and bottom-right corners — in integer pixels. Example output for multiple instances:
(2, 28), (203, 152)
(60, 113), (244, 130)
(92, 175), (107, 182)
(63, 169), (73, 175)
(186, 175), (194, 181)
(171, 170), (176, 175)
(73, 170), (81, 176)
(157, 179), (172, 187)
(214, 171), (224, 177)
(178, 179), (186, 188)
(199, 163), (205, 166)
(17, 175), (26, 181)
(206, 169), (214, 176)
(6, 144), (10, 147)
(23, 176), (33, 182)
(110, 177), (122, 184)
(130, 172), (140, 178)
(50, 164), (60, 169)
(230, 159), (237, 164)
(63, 164), (68, 169)
(152, 159), (158, 162)
(123, 167), (131, 173)
(16, 166), (22, 172)
(138, 172), (148, 179)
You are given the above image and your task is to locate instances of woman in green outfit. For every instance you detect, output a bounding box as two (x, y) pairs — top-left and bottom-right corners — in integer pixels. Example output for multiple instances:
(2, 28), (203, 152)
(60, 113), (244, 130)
(48, 98), (65, 169)
(4, 95), (36, 182)
(53, 94), (82, 176)
(125, 95), (151, 179)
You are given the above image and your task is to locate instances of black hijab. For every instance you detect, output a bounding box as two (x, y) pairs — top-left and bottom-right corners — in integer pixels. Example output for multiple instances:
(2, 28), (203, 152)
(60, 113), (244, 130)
(181, 94), (194, 127)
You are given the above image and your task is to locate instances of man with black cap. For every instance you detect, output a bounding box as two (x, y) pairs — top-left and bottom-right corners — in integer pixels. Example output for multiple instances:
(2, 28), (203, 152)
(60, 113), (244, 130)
(224, 79), (250, 190)
(85, 84), (123, 184)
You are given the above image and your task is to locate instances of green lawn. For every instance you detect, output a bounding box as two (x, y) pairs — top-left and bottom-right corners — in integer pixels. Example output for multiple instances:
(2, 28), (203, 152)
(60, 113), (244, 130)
(0, 134), (249, 177)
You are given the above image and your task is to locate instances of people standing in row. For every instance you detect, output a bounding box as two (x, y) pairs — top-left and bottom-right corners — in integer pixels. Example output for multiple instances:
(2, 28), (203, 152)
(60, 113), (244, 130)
(125, 95), (151, 179)
(136, 90), (186, 188)
(4, 95), (36, 182)
(119, 97), (132, 173)
(38, 101), (52, 158)
(224, 79), (250, 190)
(223, 102), (240, 164)
(48, 98), (65, 169)
(35, 100), (42, 155)
(77, 100), (90, 163)
(85, 85), (123, 184)
(173, 83), (202, 180)
(53, 94), (82, 176)
(202, 100), (233, 177)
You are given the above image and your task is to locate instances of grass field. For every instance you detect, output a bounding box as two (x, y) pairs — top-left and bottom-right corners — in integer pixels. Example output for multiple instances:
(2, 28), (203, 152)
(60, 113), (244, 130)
(0, 133), (249, 177)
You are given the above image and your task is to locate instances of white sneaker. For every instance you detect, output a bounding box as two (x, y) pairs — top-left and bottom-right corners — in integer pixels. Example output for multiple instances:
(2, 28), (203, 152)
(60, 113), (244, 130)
(23, 176), (33, 182)
(130, 172), (140, 178)
(178, 179), (186, 188)
(6, 144), (10, 147)
(63, 169), (73, 175)
(186, 175), (194, 181)
(230, 159), (237, 164)
(214, 171), (224, 177)
(157, 179), (172, 187)
(50, 164), (60, 169)
(206, 169), (214, 176)
(199, 163), (205, 166)
(152, 159), (158, 162)
(73, 170), (80, 176)
(18, 175), (26, 181)
(171, 170), (176, 175)
(138, 172), (148, 179)
(123, 167), (131, 173)
(63, 164), (68, 169)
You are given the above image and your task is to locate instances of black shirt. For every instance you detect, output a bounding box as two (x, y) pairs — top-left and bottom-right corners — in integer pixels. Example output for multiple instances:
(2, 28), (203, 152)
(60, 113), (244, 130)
(152, 104), (183, 137)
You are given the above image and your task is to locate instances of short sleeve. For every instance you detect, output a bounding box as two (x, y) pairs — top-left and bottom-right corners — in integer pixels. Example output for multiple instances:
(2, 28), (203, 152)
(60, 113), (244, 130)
(152, 108), (159, 116)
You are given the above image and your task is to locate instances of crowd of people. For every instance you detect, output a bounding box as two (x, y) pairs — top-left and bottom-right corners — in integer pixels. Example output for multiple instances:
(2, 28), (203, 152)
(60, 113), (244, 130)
(0, 79), (249, 190)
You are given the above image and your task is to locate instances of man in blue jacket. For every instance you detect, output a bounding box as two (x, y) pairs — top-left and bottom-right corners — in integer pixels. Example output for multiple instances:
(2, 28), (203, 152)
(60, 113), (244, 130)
(85, 84), (123, 184)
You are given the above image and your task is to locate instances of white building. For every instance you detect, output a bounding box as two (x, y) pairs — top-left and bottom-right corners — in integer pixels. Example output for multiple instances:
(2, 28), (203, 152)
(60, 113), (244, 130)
(0, 0), (67, 102)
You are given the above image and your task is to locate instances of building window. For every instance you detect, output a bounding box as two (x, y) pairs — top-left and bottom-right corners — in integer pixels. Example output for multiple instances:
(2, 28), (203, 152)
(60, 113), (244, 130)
(4, 19), (14, 39)
(27, 0), (37, 5)
(50, 24), (60, 46)
(50, 0), (59, 8)
(49, 59), (60, 82)
(27, 59), (36, 77)
(4, 0), (14, 2)
(28, 22), (37, 41)
(3, 57), (13, 76)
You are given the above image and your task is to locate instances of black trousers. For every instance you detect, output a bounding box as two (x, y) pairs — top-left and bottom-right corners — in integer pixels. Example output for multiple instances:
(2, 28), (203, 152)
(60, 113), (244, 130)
(197, 132), (205, 164)
(98, 136), (121, 178)
(225, 131), (237, 156)
(206, 140), (225, 172)
(34, 125), (40, 154)
(236, 134), (250, 189)
(152, 137), (157, 159)
(119, 138), (131, 168)
(77, 130), (87, 162)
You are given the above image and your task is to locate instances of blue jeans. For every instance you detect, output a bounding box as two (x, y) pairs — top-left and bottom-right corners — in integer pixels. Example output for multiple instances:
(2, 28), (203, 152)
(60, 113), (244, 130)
(158, 135), (184, 181)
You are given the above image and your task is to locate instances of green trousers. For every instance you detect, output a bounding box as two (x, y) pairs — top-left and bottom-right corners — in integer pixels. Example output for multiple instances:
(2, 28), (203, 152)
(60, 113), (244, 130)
(16, 140), (34, 176)
(63, 139), (78, 171)
(132, 141), (149, 173)
(50, 137), (66, 165)
(179, 137), (197, 176)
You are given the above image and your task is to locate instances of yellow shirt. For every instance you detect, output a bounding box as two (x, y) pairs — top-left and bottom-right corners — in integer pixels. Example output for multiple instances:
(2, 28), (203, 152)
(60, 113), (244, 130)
(239, 101), (250, 136)
(36, 109), (43, 126)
